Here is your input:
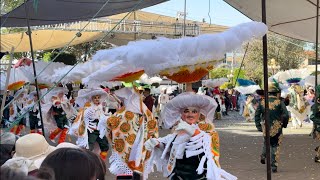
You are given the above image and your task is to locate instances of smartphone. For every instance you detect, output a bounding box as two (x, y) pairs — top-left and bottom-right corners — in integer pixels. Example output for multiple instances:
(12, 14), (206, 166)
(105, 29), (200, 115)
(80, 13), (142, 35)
(116, 171), (141, 180)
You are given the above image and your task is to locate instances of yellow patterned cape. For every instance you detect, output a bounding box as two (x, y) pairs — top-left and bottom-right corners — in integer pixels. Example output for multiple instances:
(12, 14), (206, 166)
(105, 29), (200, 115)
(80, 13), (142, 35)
(107, 106), (159, 174)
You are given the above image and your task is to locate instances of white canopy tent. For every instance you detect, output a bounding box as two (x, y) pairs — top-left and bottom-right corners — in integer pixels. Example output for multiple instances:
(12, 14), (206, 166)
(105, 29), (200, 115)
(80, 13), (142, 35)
(224, 0), (320, 43)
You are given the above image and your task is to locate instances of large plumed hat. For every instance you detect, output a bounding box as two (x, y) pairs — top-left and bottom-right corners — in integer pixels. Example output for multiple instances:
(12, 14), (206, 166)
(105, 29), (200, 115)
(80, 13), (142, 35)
(114, 87), (146, 114)
(268, 78), (281, 93)
(76, 88), (109, 107)
(161, 92), (217, 129)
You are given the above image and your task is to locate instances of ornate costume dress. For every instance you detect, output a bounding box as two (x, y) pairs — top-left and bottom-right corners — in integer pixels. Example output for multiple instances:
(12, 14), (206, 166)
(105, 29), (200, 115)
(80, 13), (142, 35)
(151, 121), (228, 180)
(25, 92), (43, 134)
(309, 86), (320, 163)
(9, 89), (28, 135)
(70, 102), (109, 159)
(45, 88), (76, 144)
(106, 88), (159, 178)
(255, 95), (289, 171)
(69, 88), (110, 160)
(147, 93), (236, 180)
(287, 85), (310, 128)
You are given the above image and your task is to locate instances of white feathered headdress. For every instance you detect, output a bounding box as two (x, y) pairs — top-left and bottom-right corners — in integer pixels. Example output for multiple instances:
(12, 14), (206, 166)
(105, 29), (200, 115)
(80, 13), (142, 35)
(82, 21), (268, 85)
(234, 85), (261, 95)
(75, 88), (109, 107)
(272, 68), (311, 84)
(161, 92), (217, 129)
(202, 78), (228, 88)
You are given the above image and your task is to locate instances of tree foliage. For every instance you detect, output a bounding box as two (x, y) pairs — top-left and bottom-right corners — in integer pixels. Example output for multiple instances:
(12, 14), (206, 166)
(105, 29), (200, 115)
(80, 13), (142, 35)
(48, 52), (77, 65)
(243, 33), (306, 84)
(209, 68), (229, 79)
(66, 41), (114, 60)
(1, 0), (24, 14)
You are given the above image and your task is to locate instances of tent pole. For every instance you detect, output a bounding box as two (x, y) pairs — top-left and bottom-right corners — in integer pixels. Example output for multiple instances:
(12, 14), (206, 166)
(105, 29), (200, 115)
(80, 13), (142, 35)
(0, 48), (14, 126)
(233, 43), (249, 87)
(315, 0), (319, 98)
(261, 0), (272, 179)
(183, 0), (187, 37)
(24, 0), (46, 137)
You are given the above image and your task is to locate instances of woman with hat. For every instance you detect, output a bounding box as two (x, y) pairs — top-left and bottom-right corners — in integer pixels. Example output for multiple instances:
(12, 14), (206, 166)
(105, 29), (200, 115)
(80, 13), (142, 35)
(254, 78), (289, 173)
(69, 88), (110, 160)
(144, 92), (237, 180)
(309, 85), (320, 163)
(9, 88), (28, 135)
(2, 133), (56, 175)
(45, 87), (76, 144)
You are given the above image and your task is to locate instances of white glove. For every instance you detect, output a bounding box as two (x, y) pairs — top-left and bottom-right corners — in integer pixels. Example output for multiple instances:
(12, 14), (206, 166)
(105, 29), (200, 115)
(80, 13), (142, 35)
(144, 138), (159, 151)
(175, 120), (197, 136)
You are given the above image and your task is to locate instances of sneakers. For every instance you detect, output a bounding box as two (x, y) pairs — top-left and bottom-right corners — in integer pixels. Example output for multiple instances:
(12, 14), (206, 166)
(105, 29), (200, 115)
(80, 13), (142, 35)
(272, 167), (277, 173)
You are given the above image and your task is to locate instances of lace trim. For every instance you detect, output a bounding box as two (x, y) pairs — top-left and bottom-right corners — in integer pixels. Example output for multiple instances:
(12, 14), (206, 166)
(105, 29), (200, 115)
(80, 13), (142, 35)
(109, 152), (133, 175)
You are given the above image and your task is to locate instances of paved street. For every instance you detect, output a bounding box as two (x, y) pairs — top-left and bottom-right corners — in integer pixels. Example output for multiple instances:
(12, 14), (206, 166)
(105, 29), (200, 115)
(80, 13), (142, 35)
(106, 110), (320, 180)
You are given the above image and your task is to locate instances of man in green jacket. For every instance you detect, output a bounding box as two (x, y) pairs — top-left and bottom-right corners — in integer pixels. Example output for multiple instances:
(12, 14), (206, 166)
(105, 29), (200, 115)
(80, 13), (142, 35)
(309, 85), (320, 163)
(255, 79), (289, 173)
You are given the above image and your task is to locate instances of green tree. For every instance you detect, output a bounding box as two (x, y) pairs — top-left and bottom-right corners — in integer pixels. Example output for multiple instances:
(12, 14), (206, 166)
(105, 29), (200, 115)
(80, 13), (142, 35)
(66, 41), (114, 61)
(49, 52), (77, 65)
(209, 68), (229, 79)
(243, 33), (306, 84)
(1, 0), (24, 14)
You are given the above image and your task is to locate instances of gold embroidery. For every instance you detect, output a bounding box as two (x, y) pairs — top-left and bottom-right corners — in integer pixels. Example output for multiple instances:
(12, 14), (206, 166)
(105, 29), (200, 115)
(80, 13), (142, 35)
(278, 134), (284, 145)
(316, 131), (320, 141)
(261, 99), (280, 110)
(274, 146), (280, 166)
(270, 120), (282, 137)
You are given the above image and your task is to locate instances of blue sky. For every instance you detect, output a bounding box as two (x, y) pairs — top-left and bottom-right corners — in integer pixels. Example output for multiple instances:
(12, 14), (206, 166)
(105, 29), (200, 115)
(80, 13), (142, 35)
(143, 0), (251, 27)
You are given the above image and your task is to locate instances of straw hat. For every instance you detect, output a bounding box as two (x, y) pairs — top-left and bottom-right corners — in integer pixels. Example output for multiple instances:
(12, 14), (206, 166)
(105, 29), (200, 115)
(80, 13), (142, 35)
(161, 92), (217, 128)
(2, 133), (56, 174)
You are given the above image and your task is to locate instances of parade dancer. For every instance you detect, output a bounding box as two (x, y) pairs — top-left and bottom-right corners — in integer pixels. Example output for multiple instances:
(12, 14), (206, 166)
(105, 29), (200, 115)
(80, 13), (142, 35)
(243, 95), (256, 122)
(287, 84), (310, 129)
(9, 89), (28, 135)
(106, 87), (159, 178)
(69, 88), (110, 160)
(213, 88), (222, 120)
(25, 91), (43, 134)
(255, 79), (289, 173)
(46, 87), (76, 144)
(158, 89), (170, 128)
(309, 86), (320, 163)
(144, 92), (237, 180)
